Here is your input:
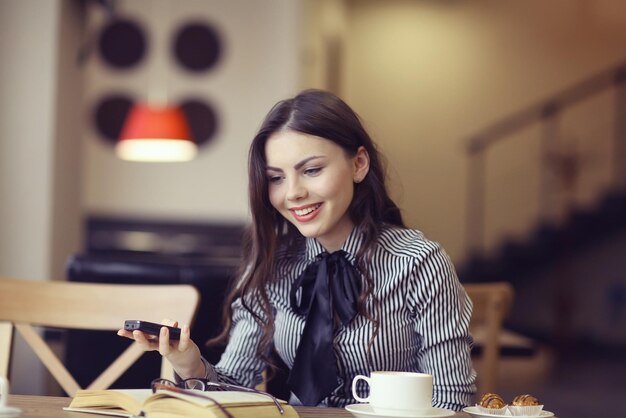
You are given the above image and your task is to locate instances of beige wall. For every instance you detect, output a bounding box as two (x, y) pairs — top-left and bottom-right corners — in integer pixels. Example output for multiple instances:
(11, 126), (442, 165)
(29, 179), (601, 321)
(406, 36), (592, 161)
(0, 0), (64, 395)
(335, 0), (626, 262)
(50, 0), (85, 290)
(0, 2), (58, 281)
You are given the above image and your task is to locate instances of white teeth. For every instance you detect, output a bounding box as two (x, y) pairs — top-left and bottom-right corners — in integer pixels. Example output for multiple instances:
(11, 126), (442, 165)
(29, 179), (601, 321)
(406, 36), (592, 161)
(294, 204), (320, 216)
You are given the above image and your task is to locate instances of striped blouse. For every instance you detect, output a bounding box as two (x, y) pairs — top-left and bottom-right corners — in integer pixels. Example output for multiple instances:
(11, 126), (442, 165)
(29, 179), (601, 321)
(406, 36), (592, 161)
(206, 224), (476, 411)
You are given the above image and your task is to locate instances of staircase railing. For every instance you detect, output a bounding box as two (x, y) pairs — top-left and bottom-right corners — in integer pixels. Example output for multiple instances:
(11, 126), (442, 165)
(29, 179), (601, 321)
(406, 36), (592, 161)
(466, 60), (626, 258)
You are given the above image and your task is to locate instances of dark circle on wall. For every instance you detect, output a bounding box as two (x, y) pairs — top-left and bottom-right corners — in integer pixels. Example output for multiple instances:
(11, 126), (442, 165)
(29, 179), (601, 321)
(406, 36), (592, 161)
(98, 18), (147, 69)
(180, 99), (218, 146)
(93, 94), (134, 144)
(173, 22), (222, 72)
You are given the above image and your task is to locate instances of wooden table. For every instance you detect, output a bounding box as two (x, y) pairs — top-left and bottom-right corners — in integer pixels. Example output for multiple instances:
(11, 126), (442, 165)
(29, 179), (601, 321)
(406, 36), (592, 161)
(6, 395), (472, 417)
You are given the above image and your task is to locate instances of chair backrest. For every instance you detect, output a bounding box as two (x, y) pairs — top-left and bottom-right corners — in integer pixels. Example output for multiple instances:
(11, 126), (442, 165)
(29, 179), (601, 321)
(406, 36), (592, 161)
(0, 277), (200, 396)
(464, 282), (514, 395)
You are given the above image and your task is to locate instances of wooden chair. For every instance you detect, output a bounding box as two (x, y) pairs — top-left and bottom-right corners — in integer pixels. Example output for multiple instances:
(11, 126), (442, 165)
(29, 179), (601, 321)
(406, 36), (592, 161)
(464, 282), (514, 395)
(0, 277), (200, 397)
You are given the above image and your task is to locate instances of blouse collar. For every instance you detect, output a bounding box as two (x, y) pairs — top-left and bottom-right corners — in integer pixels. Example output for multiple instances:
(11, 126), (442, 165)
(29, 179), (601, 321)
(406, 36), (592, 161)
(304, 226), (365, 265)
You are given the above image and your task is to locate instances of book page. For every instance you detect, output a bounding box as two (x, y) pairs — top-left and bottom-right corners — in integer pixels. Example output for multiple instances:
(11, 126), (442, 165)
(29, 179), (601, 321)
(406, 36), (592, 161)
(66, 388), (296, 418)
(67, 389), (152, 416)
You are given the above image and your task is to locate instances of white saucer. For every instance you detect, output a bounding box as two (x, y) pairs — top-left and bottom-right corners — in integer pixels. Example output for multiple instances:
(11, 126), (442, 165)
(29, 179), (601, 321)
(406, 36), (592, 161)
(462, 406), (555, 418)
(345, 404), (455, 418)
(0, 406), (22, 417)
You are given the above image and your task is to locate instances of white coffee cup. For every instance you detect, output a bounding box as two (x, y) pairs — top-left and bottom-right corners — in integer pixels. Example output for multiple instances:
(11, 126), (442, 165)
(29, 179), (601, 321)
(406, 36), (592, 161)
(352, 371), (433, 415)
(0, 376), (22, 416)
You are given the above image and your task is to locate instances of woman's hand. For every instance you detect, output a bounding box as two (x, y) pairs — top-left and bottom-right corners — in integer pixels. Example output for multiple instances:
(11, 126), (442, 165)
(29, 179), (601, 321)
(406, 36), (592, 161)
(117, 319), (206, 379)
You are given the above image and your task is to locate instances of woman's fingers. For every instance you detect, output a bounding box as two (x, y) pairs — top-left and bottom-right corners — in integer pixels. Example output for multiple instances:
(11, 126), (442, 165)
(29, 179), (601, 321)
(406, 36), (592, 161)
(133, 330), (159, 349)
(115, 329), (160, 351)
(117, 329), (134, 339)
(158, 326), (172, 355)
(162, 319), (179, 328)
(177, 324), (191, 352)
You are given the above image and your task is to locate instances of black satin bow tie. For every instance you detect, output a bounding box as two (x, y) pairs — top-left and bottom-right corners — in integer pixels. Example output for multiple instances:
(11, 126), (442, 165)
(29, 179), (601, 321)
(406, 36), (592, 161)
(287, 250), (361, 406)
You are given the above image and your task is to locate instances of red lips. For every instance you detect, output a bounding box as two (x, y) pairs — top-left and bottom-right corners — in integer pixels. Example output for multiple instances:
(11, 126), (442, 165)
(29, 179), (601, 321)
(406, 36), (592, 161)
(289, 203), (322, 222)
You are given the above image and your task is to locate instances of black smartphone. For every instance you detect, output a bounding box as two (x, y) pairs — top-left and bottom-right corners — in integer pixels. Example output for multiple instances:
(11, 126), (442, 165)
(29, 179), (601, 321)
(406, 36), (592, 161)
(123, 320), (181, 340)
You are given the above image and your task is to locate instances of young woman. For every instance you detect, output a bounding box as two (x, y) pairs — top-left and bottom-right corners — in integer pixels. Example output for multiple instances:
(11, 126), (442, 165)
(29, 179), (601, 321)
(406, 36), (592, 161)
(119, 89), (476, 410)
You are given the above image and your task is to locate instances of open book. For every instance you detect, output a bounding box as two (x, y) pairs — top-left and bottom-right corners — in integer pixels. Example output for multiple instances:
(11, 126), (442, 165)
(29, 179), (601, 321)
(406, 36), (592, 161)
(64, 388), (299, 418)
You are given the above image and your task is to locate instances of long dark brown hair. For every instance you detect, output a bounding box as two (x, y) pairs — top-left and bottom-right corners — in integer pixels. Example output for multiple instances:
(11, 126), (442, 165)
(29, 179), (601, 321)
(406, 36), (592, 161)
(209, 89), (405, 366)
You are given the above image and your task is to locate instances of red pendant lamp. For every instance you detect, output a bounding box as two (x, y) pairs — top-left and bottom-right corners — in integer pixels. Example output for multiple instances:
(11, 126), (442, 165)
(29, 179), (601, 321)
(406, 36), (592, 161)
(116, 102), (197, 162)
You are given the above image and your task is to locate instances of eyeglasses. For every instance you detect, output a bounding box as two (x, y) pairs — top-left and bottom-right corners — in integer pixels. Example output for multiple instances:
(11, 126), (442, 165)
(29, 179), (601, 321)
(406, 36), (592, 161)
(150, 378), (285, 415)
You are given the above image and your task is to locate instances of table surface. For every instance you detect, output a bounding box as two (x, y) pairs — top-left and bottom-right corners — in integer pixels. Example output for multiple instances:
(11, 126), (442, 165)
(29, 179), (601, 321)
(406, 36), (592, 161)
(7, 394), (471, 418)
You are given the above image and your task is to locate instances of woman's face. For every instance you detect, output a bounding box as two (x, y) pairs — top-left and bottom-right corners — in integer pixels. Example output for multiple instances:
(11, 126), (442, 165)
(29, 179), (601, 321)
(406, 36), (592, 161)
(265, 130), (369, 252)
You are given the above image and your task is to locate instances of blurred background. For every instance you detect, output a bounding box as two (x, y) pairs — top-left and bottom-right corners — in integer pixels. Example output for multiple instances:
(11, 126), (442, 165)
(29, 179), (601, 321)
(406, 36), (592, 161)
(1, 0), (625, 416)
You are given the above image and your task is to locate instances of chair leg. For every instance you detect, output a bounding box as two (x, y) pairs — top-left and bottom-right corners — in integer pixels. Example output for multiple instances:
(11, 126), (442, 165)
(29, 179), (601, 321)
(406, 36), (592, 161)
(0, 322), (13, 378)
(14, 323), (81, 396)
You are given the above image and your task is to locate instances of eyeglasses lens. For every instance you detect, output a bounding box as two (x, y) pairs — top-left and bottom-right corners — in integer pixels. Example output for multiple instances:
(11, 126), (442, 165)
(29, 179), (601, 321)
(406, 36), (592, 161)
(184, 379), (206, 390)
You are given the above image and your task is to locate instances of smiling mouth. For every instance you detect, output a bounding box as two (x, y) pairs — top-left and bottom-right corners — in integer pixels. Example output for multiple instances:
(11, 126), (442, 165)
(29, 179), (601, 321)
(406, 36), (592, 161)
(293, 204), (320, 216)
(290, 203), (322, 221)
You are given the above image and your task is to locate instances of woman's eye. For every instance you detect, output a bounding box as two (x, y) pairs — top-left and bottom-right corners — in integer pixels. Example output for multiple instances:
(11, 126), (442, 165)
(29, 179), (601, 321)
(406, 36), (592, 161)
(268, 174), (283, 183)
(304, 167), (321, 176)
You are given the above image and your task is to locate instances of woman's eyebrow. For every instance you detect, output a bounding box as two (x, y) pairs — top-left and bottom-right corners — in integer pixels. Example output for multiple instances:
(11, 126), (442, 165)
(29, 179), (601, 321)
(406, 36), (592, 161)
(294, 155), (324, 170)
(266, 155), (324, 172)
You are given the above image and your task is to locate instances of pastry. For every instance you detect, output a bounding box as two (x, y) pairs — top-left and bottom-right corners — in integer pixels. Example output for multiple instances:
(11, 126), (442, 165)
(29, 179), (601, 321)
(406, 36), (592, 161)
(512, 394), (540, 406)
(478, 393), (506, 409)
(509, 394), (543, 416)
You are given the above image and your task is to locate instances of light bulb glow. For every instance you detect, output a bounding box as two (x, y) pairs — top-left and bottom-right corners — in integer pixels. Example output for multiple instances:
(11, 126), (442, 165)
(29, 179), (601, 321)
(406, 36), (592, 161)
(115, 138), (198, 162)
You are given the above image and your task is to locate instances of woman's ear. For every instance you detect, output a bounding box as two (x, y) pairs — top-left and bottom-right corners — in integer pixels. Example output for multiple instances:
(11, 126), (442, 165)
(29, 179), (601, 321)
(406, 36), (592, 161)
(353, 146), (370, 183)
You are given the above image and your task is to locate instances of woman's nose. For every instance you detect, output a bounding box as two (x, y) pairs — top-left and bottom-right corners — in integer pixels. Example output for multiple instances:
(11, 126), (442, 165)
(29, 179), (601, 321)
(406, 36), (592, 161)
(286, 178), (307, 201)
